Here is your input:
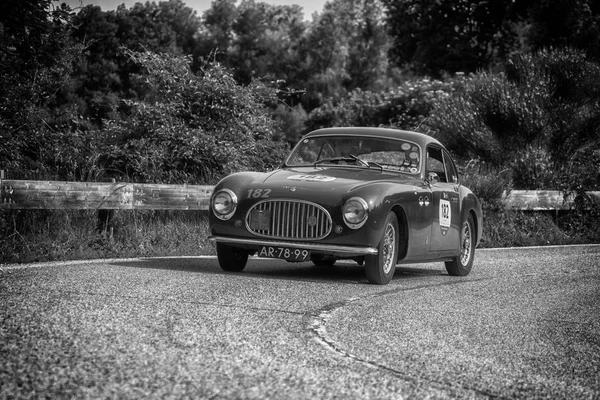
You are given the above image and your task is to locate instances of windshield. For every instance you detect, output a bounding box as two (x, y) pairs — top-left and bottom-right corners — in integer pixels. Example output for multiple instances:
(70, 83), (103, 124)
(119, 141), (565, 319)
(285, 135), (422, 174)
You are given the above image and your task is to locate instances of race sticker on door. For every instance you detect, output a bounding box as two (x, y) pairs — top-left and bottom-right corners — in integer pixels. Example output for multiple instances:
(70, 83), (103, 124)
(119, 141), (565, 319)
(439, 199), (451, 235)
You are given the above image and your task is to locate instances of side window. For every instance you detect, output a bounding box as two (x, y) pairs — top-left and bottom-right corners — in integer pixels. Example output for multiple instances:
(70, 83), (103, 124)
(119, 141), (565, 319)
(426, 146), (447, 182)
(443, 150), (459, 184)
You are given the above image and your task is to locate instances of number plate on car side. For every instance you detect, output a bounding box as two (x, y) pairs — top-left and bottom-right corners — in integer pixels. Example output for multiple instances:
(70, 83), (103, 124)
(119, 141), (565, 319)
(258, 246), (311, 261)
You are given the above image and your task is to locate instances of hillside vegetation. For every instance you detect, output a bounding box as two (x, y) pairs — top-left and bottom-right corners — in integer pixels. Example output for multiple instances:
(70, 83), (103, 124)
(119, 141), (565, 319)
(1, 0), (599, 263)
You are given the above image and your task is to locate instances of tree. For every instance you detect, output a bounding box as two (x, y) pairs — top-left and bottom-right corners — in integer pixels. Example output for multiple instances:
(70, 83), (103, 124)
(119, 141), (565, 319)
(70, 5), (122, 121)
(196, 0), (393, 112)
(232, 1), (307, 84)
(299, 0), (391, 109)
(197, 0), (307, 85)
(383, 0), (600, 77)
(526, 0), (600, 62)
(0, 0), (84, 176)
(71, 0), (203, 122)
(196, 0), (239, 66)
(383, 0), (520, 76)
(156, 0), (202, 56)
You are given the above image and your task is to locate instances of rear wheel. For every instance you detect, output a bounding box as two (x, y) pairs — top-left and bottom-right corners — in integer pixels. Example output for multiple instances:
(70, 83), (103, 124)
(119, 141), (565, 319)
(445, 214), (475, 276)
(365, 212), (399, 285)
(216, 242), (248, 272)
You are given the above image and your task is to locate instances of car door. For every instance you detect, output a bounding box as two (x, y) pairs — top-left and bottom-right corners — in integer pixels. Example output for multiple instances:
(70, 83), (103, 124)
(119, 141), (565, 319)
(427, 145), (461, 252)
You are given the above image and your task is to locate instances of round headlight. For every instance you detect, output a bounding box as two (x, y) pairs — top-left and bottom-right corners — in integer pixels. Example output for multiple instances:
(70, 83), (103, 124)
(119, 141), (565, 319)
(342, 197), (369, 229)
(212, 189), (237, 220)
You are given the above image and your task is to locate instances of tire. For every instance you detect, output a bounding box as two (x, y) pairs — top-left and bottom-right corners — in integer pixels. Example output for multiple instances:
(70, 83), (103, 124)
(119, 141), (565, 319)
(445, 214), (475, 276)
(312, 257), (336, 267)
(365, 212), (399, 285)
(216, 242), (248, 272)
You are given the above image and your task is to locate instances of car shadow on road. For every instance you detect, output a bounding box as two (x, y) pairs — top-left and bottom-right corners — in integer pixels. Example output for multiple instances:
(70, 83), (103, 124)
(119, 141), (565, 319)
(236, 265), (447, 285)
(108, 257), (448, 284)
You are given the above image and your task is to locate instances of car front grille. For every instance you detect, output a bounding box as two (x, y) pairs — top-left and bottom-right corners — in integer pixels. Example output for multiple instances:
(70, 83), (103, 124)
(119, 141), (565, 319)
(246, 200), (332, 240)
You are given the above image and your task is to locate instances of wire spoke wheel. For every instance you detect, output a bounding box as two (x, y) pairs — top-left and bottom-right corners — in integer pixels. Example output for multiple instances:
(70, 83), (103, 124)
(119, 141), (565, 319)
(459, 220), (472, 266)
(445, 214), (475, 276)
(382, 223), (396, 274)
(365, 212), (399, 284)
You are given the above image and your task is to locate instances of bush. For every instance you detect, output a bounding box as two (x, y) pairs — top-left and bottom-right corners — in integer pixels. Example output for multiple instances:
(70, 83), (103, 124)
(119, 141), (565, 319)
(558, 205), (600, 244)
(304, 77), (462, 132)
(426, 47), (600, 192)
(460, 160), (512, 212)
(93, 50), (289, 184)
(481, 211), (574, 248)
(511, 145), (557, 190)
(426, 71), (549, 166)
(273, 103), (308, 145)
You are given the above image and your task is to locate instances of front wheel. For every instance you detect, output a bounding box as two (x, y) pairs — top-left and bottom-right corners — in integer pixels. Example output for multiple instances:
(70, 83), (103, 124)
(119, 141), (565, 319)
(365, 212), (399, 285)
(216, 242), (248, 272)
(445, 214), (475, 276)
(312, 256), (336, 267)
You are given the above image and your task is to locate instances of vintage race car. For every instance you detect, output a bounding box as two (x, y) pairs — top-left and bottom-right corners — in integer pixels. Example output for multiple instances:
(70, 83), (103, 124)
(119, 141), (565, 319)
(209, 127), (483, 284)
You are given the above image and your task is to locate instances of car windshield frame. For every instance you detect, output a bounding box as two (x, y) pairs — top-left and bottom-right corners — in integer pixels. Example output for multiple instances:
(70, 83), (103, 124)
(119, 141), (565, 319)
(284, 134), (423, 175)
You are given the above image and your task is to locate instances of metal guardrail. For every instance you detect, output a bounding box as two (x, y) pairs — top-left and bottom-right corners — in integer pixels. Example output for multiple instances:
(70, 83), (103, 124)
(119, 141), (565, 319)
(0, 174), (598, 211)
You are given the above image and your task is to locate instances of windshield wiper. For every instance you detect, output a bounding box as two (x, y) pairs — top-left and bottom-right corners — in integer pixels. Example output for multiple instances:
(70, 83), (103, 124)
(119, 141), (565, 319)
(366, 160), (384, 171)
(348, 154), (368, 167)
(350, 154), (384, 171)
(314, 155), (384, 171)
(314, 157), (355, 166)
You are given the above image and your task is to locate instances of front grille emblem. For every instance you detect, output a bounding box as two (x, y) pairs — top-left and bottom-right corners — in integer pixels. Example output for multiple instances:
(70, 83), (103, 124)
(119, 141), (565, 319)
(307, 215), (318, 227)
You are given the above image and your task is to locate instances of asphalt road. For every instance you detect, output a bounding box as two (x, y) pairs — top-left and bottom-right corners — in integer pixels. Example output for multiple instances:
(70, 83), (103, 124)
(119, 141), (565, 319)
(1, 245), (599, 399)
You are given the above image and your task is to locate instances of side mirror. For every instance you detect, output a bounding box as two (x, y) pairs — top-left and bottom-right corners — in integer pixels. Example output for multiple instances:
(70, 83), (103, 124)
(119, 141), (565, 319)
(427, 172), (439, 185)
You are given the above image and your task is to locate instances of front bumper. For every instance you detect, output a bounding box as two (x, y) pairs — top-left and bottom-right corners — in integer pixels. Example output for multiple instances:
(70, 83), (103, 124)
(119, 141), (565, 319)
(208, 236), (378, 257)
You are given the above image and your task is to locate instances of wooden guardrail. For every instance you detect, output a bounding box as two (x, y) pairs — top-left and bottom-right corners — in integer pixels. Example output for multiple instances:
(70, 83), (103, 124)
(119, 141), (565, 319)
(503, 190), (600, 211)
(0, 173), (598, 211)
(0, 179), (213, 210)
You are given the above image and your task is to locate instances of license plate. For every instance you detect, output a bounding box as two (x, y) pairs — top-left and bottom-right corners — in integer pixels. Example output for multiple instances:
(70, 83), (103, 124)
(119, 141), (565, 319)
(258, 246), (311, 261)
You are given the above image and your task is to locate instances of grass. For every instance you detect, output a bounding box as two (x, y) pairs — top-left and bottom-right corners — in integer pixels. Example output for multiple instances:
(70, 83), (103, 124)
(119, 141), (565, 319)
(479, 210), (593, 248)
(0, 209), (598, 264)
(0, 210), (213, 264)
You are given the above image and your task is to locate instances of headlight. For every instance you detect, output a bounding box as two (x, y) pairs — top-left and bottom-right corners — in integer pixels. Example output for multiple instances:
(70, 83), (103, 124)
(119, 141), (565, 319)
(342, 197), (369, 229)
(212, 189), (237, 220)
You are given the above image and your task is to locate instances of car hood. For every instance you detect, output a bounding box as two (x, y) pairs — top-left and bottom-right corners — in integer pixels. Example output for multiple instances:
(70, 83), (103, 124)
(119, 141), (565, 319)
(232, 167), (421, 197)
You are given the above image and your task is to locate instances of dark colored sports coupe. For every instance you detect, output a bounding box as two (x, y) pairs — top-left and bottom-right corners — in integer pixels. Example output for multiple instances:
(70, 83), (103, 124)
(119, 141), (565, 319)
(209, 127), (483, 284)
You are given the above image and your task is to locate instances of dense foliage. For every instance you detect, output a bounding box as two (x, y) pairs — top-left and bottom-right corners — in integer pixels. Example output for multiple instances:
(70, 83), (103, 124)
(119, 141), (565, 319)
(1, 0), (599, 262)
(426, 48), (600, 191)
(304, 78), (462, 132)
(0, 0), (83, 177)
(2, 0), (599, 182)
(382, 0), (600, 77)
(97, 50), (287, 184)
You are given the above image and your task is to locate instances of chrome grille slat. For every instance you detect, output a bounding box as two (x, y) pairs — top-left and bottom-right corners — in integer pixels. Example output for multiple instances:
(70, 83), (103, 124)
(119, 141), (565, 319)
(246, 200), (332, 240)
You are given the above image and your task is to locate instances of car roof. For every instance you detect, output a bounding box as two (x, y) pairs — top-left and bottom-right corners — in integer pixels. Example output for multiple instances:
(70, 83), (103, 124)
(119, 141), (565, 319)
(303, 127), (444, 149)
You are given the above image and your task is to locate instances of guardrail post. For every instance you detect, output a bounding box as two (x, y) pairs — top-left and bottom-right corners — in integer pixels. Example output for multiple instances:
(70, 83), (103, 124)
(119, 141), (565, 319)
(97, 209), (114, 236)
(96, 179), (117, 236)
(0, 171), (15, 206)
